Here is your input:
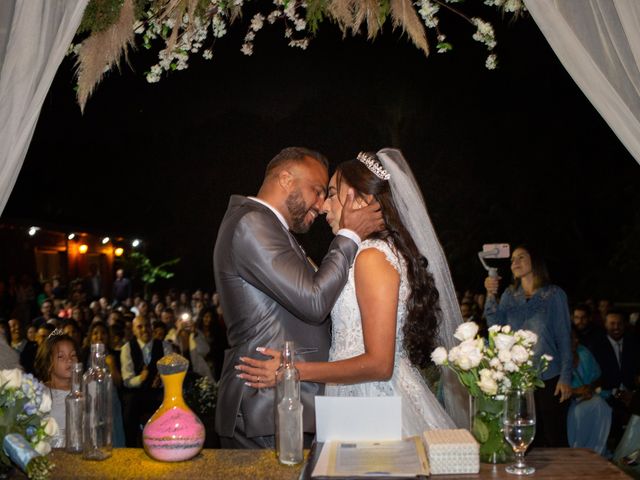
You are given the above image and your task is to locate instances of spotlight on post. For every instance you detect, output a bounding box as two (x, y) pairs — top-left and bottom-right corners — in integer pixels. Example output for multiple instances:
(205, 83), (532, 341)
(28, 226), (39, 236)
(101, 237), (110, 245)
(79, 244), (88, 254)
(67, 233), (76, 240)
(114, 247), (124, 257)
(132, 239), (141, 248)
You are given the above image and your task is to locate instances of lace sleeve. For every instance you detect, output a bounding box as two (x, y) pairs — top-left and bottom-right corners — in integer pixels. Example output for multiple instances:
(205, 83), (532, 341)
(356, 238), (403, 275)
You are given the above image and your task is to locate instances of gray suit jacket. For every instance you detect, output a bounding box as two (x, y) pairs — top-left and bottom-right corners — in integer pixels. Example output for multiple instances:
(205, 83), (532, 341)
(213, 195), (358, 438)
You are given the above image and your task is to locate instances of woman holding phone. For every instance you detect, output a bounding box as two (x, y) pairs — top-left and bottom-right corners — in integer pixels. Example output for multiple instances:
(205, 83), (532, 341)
(484, 244), (572, 447)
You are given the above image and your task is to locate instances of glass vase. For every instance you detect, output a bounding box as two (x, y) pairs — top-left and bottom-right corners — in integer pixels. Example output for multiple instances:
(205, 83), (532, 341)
(143, 354), (205, 462)
(470, 394), (513, 464)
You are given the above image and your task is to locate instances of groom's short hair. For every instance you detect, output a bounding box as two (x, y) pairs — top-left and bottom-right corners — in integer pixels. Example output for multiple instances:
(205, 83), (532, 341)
(265, 147), (328, 178)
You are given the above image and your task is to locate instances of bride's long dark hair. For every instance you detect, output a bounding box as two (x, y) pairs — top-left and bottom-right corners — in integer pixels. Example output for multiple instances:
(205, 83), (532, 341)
(336, 154), (440, 368)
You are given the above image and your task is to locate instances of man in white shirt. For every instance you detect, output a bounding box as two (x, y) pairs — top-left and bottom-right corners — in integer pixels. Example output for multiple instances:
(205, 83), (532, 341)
(120, 315), (171, 446)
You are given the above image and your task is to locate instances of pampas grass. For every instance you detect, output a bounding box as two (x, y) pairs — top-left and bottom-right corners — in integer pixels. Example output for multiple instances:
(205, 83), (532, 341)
(76, 0), (136, 112)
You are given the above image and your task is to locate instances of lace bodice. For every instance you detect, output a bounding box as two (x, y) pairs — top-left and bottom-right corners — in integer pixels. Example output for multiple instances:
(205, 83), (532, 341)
(329, 238), (410, 363)
(326, 238), (455, 434)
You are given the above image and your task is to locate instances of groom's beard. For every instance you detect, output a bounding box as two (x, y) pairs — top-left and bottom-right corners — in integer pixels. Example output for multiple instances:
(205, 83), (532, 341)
(286, 188), (316, 234)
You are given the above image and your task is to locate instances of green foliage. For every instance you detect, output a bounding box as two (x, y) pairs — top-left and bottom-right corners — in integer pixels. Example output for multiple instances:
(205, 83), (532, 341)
(77, 0), (149, 34)
(305, 0), (328, 34)
(129, 252), (180, 286)
(77, 0), (126, 34)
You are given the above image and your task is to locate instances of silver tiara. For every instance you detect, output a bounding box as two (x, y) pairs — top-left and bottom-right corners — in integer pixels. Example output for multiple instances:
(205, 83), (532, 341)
(357, 152), (390, 180)
(47, 328), (65, 340)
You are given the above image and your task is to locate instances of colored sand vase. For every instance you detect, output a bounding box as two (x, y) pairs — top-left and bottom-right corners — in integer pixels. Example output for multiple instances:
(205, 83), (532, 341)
(143, 353), (205, 462)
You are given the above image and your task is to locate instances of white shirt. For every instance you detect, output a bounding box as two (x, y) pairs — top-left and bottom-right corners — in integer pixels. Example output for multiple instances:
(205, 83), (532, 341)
(607, 335), (624, 367)
(120, 339), (172, 388)
(247, 196), (361, 244)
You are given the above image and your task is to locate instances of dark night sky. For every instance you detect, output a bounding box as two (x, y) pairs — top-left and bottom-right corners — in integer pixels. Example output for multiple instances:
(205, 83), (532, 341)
(2, 8), (639, 300)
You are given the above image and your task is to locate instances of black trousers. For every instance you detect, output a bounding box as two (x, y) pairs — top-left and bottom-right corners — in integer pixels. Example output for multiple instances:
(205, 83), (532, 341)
(121, 388), (162, 447)
(533, 376), (569, 447)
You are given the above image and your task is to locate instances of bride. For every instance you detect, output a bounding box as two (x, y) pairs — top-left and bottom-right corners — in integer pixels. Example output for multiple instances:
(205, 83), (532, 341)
(237, 148), (466, 434)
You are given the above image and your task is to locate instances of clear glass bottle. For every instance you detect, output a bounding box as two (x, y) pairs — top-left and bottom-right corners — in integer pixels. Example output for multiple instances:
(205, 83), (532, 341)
(275, 340), (303, 465)
(65, 362), (84, 453)
(83, 343), (113, 460)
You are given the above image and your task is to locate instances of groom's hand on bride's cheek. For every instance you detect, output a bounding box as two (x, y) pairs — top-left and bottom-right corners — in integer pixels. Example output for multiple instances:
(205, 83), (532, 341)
(340, 188), (385, 239)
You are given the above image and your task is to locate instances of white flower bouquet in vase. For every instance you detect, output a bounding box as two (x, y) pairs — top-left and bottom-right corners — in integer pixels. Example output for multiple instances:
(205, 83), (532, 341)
(431, 322), (550, 463)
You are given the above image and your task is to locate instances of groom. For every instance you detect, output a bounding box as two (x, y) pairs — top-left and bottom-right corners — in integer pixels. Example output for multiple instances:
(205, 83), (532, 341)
(213, 147), (382, 448)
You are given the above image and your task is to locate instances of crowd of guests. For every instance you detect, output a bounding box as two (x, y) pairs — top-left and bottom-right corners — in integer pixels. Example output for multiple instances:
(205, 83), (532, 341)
(0, 259), (638, 457)
(0, 269), (228, 448)
(458, 245), (640, 457)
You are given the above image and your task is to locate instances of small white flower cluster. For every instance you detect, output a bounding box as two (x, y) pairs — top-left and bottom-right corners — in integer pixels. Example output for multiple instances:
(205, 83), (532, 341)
(484, 0), (525, 12)
(471, 17), (497, 49)
(240, 0), (310, 56)
(241, 13), (266, 56)
(431, 322), (551, 397)
(485, 53), (497, 70)
(139, 1), (231, 83)
(289, 38), (309, 50)
(416, 0), (440, 29)
(470, 17), (498, 70)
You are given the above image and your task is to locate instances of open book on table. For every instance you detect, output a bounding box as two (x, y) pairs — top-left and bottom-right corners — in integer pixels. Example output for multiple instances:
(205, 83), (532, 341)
(310, 436), (429, 478)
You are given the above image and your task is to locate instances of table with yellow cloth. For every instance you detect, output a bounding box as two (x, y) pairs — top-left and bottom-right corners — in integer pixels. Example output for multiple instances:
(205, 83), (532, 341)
(47, 447), (631, 479)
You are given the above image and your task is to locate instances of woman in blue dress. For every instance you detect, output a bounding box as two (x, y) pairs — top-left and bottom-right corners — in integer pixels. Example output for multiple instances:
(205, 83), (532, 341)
(484, 245), (572, 447)
(567, 328), (611, 455)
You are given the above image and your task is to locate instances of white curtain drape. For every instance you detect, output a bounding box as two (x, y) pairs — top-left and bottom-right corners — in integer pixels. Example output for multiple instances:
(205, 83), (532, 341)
(0, 0), (88, 216)
(525, 0), (640, 166)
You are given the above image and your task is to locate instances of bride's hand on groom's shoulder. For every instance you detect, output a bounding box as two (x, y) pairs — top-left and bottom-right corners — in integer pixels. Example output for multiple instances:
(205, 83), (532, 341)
(340, 188), (385, 239)
(235, 347), (281, 389)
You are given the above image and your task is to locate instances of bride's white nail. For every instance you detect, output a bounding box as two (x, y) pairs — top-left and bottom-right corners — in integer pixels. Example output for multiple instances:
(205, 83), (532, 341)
(256, 347), (265, 352)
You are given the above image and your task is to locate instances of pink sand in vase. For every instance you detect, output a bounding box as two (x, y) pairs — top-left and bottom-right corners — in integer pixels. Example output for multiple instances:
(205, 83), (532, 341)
(143, 407), (205, 462)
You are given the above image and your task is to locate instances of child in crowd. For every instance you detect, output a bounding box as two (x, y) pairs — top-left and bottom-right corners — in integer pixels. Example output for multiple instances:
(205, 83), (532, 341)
(34, 331), (78, 448)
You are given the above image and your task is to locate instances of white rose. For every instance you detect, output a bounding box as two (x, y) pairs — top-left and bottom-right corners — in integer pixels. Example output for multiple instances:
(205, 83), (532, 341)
(477, 375), (498, 396)
(489, 357), (503, 370)
(34, 441), (51, 456)
(492, 370), (505, 381)
(488, 325), (501, 334)
(501, 325), (511, 333)
(430, 347), (448, 366)
(42, 417), (58, 437)
(510, 345), (529, 364)
(39, 391), (52, 414)
(504, 360), (518, 372)
(456, 355), (472, 371)
(494, 333), (517, 352)
(0, 369), (22, 389)
(498, 348), (512, 363)
(541, 354), (554, 362)
(516, 330), (538, 346)
(454, 322), (479, 342)
(448, 346), (460, 363)
(479, 368), (492, 379)
(455, 339), (483, 370)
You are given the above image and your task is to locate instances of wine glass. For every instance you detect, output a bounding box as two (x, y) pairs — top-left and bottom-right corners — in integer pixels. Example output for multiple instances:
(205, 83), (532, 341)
(503, 389), (536, 475)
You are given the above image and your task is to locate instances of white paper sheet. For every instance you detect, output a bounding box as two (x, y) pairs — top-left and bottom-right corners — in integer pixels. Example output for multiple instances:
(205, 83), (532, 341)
(314, 396), (402, 443)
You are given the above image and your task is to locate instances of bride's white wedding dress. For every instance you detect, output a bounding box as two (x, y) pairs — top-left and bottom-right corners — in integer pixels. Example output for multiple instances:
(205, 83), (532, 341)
(325, 238), (456, 436)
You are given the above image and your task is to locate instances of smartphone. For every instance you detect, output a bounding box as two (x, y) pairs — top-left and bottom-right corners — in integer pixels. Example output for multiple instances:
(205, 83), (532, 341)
(482, 243), (510, 259)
